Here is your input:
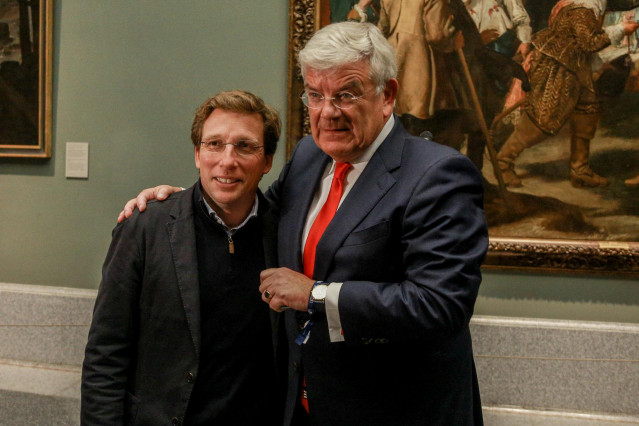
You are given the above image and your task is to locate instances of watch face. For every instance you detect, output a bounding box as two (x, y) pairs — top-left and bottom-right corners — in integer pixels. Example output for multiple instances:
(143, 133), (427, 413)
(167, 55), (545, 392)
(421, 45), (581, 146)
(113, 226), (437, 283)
(312, 284), (328, 300)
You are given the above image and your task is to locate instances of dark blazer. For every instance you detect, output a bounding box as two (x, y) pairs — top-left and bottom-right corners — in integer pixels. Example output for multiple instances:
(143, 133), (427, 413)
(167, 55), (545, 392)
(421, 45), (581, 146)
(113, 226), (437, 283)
(268, 117), (488, 425)
(81, 183), (281, 425)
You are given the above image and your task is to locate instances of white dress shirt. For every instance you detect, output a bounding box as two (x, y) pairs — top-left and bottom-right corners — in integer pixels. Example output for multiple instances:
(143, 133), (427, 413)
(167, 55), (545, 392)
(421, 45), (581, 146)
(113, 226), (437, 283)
(302, 115), (395, 342)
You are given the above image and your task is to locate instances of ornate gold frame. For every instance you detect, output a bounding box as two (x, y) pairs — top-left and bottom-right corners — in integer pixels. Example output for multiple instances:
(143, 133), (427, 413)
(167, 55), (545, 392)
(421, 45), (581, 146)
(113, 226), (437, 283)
(286, 0), (318, 159)
(0, 0), (53, 158)
(286, 0), (639, 275)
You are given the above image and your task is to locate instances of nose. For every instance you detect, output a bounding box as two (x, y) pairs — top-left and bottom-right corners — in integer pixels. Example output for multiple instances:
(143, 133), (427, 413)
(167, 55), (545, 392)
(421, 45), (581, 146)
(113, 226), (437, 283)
(218, 144), (239, 166)
(319, 97), (342, 120)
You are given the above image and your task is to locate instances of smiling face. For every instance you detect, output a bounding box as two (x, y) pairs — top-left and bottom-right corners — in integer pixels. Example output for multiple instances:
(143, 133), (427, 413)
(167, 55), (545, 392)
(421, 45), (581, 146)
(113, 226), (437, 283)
(195, 108), (273, 227)
(304, 61), (397, 163)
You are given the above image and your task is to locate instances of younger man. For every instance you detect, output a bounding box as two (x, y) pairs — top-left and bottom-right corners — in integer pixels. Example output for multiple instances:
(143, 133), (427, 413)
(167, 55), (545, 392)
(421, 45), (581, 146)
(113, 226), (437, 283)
(81, 90), (283, 426)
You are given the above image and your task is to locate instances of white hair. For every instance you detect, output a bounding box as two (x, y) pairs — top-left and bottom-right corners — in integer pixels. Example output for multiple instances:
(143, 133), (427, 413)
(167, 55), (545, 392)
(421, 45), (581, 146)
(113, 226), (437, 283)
(298, 22), (398, 93)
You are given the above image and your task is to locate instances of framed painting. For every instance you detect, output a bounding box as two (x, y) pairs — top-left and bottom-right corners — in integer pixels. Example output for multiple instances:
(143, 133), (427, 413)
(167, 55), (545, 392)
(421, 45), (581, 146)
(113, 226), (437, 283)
(286, 0), (639, 275)
(0, 0), (52, 158)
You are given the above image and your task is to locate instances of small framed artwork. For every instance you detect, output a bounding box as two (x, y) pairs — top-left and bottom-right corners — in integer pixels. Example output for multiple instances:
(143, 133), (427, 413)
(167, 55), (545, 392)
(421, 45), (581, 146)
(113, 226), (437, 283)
(286, 0), (639, 275)
(0, 0), (53, 158)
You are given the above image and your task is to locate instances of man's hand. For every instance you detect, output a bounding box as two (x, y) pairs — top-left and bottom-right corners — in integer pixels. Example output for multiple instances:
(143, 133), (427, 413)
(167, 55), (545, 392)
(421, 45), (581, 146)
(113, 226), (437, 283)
(515, 42), (531, 59)
(117, 185), (182, 223)
(622, 20), (639, 36)
(454, 30), (466, 51)
(259, 268), (315, 312)
(479, 29), (499, 46)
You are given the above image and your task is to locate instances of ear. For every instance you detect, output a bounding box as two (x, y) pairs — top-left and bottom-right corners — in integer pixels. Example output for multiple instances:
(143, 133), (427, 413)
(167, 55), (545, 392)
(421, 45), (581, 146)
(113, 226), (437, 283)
(382, 78), (399, 117)
(195, 146), (201, 170)
(262, 154), (274, 175)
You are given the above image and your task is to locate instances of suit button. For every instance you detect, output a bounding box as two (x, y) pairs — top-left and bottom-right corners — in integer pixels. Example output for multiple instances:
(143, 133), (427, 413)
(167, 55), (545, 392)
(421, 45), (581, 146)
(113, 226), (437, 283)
(293, 362), (300, 372)
(172, 417), (180, 426)
(187, 372), (194, 383)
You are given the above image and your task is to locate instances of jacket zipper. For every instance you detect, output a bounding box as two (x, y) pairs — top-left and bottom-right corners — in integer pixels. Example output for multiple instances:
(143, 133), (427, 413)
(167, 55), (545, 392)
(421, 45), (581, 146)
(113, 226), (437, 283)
(228, 233), (235, 254)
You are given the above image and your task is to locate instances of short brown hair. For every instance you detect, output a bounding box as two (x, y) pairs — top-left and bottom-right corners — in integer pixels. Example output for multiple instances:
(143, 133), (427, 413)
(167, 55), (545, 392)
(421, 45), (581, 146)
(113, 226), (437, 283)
(191, 90), (281, 156)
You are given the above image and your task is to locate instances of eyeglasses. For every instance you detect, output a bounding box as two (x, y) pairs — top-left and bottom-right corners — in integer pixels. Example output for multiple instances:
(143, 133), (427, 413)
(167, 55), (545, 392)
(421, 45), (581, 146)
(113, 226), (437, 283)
(300, 89), (372, 110)
(199, 139), (265, 157)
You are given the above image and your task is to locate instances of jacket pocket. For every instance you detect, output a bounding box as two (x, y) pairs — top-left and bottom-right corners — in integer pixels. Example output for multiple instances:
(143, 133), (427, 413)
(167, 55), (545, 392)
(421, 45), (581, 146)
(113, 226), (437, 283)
(342, 221), (390, 247)
(125, 392), (140, 425)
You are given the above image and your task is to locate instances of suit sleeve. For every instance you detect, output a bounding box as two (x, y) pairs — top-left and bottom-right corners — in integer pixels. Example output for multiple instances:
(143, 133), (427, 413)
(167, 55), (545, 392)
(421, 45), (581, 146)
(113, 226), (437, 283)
(81, 218), (142, 425)
(264, 137), (300, 208)
(337, 153), (488, 343)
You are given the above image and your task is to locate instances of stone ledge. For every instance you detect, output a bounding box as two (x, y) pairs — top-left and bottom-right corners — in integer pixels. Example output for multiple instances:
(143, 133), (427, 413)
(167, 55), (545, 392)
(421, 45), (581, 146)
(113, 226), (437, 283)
(0, 390), (80, 426)
(471, 316), (639, 417)
(0, 358), (81, 398)
(483, 406), (639, 426)
(0, 282), (95, 366)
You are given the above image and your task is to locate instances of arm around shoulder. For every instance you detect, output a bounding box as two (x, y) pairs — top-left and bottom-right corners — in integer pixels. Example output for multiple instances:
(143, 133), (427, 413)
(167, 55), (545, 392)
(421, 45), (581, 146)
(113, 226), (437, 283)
(117, 185), (183, 223)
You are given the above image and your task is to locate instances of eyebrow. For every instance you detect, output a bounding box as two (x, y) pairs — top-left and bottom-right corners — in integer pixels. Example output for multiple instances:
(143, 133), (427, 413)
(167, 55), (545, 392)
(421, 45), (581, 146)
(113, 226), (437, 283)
(305, 80), (365, 93)
(201, 135), (260, 142)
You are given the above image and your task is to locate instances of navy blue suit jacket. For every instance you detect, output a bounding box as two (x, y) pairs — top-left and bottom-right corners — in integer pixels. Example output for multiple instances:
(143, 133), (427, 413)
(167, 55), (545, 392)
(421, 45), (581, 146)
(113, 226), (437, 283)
(268, 117), (488, 425)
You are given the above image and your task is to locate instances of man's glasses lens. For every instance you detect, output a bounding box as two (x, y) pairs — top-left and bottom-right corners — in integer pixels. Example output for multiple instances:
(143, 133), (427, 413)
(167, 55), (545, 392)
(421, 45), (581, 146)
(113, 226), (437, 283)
(200, 140), (264, 156)
(301, 91), (364, 110)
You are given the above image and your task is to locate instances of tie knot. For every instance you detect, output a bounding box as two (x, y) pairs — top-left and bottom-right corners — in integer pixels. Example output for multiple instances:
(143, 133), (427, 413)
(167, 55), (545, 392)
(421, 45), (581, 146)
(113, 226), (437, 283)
(334, 162), (352, 181)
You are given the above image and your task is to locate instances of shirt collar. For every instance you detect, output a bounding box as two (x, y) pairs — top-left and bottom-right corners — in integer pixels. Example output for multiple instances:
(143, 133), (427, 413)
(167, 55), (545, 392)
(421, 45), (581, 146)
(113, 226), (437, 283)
(349, 114), (394, 166)
(201, 192), (259, 233)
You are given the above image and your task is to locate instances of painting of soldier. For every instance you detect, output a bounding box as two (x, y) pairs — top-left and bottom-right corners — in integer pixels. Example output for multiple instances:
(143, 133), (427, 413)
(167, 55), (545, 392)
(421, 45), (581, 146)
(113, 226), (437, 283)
(495, 0), (638, 188)
(380, 0), (529, 177)
(483, 0), (639, 243)
(376, 0), (639, 243)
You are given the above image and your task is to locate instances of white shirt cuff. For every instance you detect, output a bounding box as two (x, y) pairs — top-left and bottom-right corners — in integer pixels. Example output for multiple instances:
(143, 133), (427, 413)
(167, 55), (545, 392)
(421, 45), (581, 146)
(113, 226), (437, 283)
(325, 282), (344, 342)
(605, 23), (625, 46)
(516, 26), (532, 44)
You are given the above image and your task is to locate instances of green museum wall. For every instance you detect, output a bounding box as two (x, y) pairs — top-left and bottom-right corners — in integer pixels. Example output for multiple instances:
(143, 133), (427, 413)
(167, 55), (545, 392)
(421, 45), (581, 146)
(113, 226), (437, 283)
(0, 1), (637, 323)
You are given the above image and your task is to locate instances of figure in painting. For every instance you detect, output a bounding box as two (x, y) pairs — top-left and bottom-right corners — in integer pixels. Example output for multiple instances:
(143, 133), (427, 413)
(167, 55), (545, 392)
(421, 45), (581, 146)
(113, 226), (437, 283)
(378, 0), (507, 171)
(495, 0), (639, 188)
(603, 7), (639, 50)
(626, 173), (639, 186)
(320, 0), (381, 25)
(622, 8), (639, 52)
(464, 0), (532, 60)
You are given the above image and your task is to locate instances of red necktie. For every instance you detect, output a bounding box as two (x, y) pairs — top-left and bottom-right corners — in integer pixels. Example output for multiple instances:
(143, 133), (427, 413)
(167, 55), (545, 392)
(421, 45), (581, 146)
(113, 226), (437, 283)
(303, 162), (352, 278)
(300, 161), (351, 414)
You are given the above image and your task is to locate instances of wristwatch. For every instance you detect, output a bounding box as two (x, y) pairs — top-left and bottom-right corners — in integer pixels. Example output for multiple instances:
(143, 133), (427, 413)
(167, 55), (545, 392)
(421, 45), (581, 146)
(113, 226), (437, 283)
(310, 281), (328, 313)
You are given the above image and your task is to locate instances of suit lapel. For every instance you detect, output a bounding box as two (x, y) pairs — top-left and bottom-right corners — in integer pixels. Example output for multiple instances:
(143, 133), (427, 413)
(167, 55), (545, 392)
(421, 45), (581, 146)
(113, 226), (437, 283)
(166, 187), (201, 358)
(280, 150), (331, 271)
(313, 120), (405, 280)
